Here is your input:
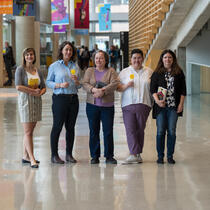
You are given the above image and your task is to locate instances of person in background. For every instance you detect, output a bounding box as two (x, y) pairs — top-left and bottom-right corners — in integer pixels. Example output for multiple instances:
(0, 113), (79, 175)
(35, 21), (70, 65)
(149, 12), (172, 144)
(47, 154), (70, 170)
(83, 50), (119, 164)
(46, 41), (81, 164)
(15, 48), (46, 168)
(117, 49), (153, 164)
(108, 45), (118, 70)
(150, 49), (186, 164)
(81, 46), (90, 70)
(3, 41), (16, 86)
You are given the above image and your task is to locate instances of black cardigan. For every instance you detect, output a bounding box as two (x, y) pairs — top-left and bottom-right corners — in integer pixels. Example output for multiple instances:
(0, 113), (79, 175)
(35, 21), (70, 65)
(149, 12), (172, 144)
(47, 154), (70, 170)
(150, 71), (186, 119)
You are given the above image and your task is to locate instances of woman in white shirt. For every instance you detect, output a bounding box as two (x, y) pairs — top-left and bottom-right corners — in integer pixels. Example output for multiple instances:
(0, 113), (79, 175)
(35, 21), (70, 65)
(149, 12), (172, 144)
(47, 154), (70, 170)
(118, 49), (153, 164)
(15, 48), (46, 168)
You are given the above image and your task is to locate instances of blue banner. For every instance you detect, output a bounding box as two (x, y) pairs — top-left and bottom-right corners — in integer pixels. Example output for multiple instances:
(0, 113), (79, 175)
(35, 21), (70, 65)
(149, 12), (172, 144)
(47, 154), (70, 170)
(13, 0), (35, 16)
(99, 4), (111, 31)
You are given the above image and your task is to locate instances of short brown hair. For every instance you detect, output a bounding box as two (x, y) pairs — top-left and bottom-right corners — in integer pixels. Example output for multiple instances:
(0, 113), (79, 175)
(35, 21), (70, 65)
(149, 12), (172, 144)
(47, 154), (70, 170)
(92, 50), (109, 68)
(22, 48), (36, 66)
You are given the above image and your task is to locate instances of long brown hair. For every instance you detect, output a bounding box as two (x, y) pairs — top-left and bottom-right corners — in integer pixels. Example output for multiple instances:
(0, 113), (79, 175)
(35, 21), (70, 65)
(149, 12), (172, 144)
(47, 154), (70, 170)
(155, 49), (182, 76)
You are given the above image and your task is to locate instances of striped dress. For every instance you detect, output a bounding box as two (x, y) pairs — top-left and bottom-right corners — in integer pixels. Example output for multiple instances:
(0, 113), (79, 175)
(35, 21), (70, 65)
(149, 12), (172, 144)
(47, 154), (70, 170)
(18, 91), (42, 122)
(15, 66), (46, 123)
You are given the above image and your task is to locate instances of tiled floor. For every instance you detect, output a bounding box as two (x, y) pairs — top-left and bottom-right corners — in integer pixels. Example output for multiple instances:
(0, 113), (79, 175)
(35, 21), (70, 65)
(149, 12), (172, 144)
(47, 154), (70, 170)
(0, 88), (210, 210)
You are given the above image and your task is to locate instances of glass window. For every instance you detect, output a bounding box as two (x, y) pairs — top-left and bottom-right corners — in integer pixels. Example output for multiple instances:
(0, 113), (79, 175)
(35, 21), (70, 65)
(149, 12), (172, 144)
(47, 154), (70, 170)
(95, 0), (128, 5)
(40, 24), (53, 67)
(94, 22), (128, 32)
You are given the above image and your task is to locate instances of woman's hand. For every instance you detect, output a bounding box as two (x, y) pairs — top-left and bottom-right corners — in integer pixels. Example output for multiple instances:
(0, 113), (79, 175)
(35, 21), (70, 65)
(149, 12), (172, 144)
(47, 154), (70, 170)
(71, 75), (80, 86)
(177, 104), (183, 113)
(117, 81), (134, 92)
(30, 88), (41, 96)
(60, 82), (69, 88)
(126, 81), (134, 88)
(156, 99), (166, 108)
(92, 88), (104, 98)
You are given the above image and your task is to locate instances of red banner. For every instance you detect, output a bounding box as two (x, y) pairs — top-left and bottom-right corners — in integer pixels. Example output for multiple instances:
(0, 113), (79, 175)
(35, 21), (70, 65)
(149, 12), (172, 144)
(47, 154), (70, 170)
(0, 0), (13, 14)
(74, 0), (89, 29)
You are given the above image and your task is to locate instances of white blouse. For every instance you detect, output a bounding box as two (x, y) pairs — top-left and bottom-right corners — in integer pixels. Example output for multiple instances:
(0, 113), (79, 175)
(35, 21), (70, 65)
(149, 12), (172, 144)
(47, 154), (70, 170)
(118, 65), (153, 108)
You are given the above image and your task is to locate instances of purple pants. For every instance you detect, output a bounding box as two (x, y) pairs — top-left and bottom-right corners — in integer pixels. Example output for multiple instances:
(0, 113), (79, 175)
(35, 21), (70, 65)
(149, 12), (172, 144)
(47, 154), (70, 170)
(122, 103), (151, 155)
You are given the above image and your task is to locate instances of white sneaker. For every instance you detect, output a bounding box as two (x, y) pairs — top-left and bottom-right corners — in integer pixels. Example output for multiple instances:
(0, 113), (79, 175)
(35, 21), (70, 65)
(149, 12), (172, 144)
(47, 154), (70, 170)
(137, 154), (143, 163)
(123, 155), (141, 164)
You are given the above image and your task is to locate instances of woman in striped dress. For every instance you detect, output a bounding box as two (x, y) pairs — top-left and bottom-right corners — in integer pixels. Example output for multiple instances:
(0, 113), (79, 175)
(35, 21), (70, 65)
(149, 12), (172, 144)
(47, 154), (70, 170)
(15, 48), (46, 168)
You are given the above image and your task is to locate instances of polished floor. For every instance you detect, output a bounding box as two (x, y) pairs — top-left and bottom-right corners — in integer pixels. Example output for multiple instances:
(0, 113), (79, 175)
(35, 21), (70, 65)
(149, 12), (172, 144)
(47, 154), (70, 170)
(0, 87), (210, 210)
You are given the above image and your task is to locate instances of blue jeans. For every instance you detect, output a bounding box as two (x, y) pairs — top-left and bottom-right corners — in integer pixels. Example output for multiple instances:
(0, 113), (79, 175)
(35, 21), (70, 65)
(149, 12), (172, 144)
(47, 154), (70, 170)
(86, 103), (114, 159)
(156, 107), (178, 159)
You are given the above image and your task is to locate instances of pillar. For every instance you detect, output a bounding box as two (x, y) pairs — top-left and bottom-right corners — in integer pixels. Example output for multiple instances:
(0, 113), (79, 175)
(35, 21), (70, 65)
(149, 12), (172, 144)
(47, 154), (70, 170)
(177, 47), (186, 74)
(39, 0), (51, 24)
(15, 16), (35, 66)
(52, 33), (59, 62)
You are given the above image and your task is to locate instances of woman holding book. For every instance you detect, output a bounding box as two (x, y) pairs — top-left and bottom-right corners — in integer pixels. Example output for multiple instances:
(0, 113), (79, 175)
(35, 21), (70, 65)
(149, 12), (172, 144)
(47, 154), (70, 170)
(83, 50), (119, 164)
(150, 49), (186, 164)
(117, 49), (153, 164)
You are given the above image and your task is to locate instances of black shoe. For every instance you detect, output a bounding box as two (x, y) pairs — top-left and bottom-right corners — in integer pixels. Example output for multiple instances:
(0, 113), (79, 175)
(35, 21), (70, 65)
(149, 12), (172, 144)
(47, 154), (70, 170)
(167, 158), (176, 164)
(157, 158), (164, 164)
(3, 80), (12, 86)
(22, 159), (40, 164)
(91, 158), (99, 164)
(51, 156), (64, 164)
(31, 164), (39, 168)
(66, 155), (77, 163)
(106, 157), (117, 164)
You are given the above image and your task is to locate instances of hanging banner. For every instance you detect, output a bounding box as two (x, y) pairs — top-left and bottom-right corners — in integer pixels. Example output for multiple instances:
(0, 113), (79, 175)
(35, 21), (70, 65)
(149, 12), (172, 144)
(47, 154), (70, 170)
(51, 0), (69, 25)
(54, 25), (66, 33)
(0, 0), (13, 14)
(74, 0), (89, 29)
(99, 4), (111, 31)
(13, 0), (35, 16)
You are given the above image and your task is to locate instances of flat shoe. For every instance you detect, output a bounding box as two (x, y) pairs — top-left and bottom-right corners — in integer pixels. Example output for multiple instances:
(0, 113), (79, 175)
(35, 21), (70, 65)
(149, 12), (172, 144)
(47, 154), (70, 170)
(22, 159), (40, 164)
(66, 155), (77, 163)
(31, 164), (39, 168)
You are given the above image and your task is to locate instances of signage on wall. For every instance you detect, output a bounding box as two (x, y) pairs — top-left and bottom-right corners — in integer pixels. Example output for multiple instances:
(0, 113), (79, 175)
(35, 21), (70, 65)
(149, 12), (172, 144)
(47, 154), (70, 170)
(74, 0), (89, 29)
(51, 0), (69, 25)
(53, 25), (66, 33)
(0, 0), (13, 14)
(98, 4), (111, 31)
(13, 0), (35, 16)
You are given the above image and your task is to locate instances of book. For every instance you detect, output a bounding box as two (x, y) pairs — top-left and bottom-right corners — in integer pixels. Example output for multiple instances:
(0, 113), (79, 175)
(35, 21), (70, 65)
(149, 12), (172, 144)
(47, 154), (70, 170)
(157, 87), (167, 101)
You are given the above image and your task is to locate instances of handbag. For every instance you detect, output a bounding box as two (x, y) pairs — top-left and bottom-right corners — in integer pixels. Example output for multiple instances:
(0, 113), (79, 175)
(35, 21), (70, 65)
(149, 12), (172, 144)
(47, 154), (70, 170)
(95, 81), (107, 88)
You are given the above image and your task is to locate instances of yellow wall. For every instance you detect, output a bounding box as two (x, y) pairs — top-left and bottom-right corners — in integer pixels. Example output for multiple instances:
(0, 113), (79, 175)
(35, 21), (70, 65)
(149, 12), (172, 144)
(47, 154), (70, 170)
(129, 0), (173, 58)
(145, 49), (162, 70)
(200, 66), (210, 92)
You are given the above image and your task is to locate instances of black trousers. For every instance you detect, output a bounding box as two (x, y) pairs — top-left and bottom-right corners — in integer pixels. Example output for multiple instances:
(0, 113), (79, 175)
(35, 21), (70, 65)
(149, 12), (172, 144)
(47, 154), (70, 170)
(50, 94), (79, 157)
(5, 64), (12, 82)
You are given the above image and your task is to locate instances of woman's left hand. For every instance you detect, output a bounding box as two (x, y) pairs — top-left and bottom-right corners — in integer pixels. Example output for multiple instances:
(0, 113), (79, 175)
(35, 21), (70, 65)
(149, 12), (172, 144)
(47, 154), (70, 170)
(177, 104), (183, 113)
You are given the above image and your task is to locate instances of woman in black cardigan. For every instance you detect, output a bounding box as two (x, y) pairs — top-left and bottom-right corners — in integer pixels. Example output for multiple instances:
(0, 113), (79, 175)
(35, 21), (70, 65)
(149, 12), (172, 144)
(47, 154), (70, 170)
(150, 49), (186, 164)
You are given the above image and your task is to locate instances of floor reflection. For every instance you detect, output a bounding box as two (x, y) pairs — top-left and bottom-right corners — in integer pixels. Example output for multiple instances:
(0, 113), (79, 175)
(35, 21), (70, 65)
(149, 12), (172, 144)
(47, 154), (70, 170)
(0, 89), (210, 210)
